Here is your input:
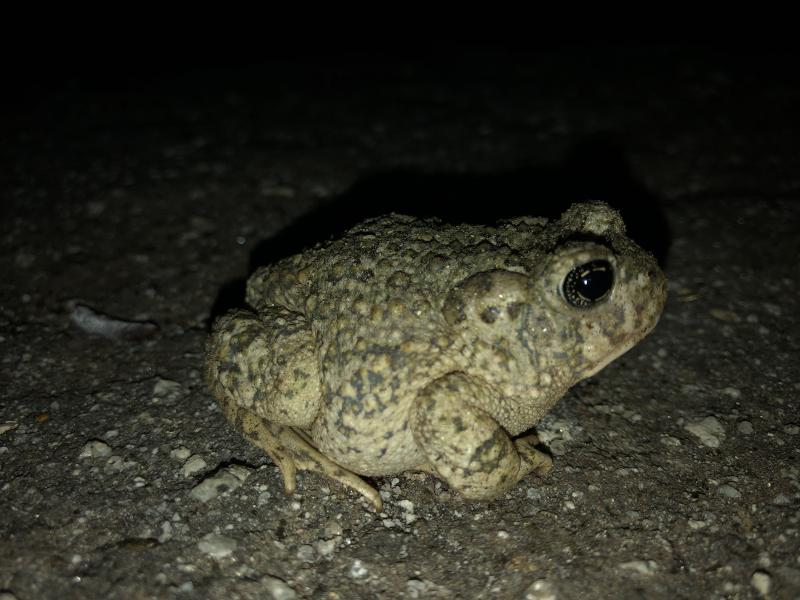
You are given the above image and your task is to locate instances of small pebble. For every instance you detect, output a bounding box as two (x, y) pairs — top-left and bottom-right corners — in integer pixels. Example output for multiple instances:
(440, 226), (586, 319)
(323, 520), (343, 538)
(0, 421), (17, 435)
(784, 424), (799, 435)
(182, 455), (208, 477)
(153, 377), (182, 398)
(406, 579), (450, 598)
(349, 559), (369, 579)
(523, 579), (557, 600)
(751, 570), (772, 596)
(296, 544), (315, 563)
(314, 538), (337, 557)
(170, 445), (192, 461)
(68, 301), (158, 340)
(261, 576), (297, 600)
(718, 484), (742, 499)
(688, 519), (707, 530)
(619, 560), (658, 575)
(737, 421), (754, 435)
(660, 435), (681, 447)
(190, 465), (253, 502)
(78, 440), (112, 459)
(197, 533), (237, 558)
(772, 494), (791, 506)
(684, 416), (725, 448)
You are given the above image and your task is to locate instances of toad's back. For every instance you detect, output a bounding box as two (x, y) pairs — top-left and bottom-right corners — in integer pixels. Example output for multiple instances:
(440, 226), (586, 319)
(243, 214), (550, 472)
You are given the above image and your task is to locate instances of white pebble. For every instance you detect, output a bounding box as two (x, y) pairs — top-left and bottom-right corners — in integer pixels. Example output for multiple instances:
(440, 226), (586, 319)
(751, 570), (771, 596)
(261, 576), (297, 600)
(718, 484), (742, 499)
(152, 377), (182, 398)
(720, 387), (741, 399)
(349, 559), (369, 579)
(619, 560), (658, 575)
(523, 579), (557, 600)
(659, 435), (681, 447)
(323, 520), (343, 538)
(296, 544), (315, 563)
(170, 445), (192, 461)
(182, 455), (207, 477)
(314, 538), (337, 557)
(197, 533), (237, 558)
(78, 440), (112, 458)
(190, 465), (253, 503)
(0, 421), (18, 435)
(684, 416), (725, 448)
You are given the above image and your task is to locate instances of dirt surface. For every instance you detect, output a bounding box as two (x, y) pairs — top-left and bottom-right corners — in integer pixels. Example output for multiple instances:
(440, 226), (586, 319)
(2, 46), (799, 599)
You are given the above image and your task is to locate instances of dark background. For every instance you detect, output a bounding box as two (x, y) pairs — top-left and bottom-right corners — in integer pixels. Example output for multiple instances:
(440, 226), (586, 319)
(2, 33), (800, 599)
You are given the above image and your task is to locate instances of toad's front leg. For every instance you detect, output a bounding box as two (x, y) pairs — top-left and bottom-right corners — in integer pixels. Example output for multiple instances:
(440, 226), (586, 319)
(410, 372), (552, 499)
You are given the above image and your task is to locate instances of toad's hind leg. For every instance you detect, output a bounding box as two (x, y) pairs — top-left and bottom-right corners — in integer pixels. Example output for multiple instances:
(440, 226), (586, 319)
(205, 308), (383, 511)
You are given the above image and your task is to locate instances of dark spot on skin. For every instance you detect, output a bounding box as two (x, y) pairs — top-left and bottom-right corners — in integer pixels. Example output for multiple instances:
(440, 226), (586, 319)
(367, 370), (384, 387)
(507, 302), (524, 320)
(452, 416), (467, 433)
(480, 306), (501, 324)
(383, 430), (394, 439)
(472, 273), (495, 293)
(471, 435), (497, 463)
(442, 292), (466, 325)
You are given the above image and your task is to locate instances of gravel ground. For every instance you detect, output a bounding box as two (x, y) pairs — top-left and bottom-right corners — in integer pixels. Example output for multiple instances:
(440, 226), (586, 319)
(1, 46), (799, 599)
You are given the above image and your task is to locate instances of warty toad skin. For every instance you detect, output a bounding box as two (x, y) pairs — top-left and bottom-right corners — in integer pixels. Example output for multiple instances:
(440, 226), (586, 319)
(206, 202), (667, 510)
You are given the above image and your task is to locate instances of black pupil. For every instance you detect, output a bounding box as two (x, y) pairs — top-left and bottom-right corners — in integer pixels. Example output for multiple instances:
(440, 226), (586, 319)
(578, 262), (612, 299)
(564, 260), (613, 307)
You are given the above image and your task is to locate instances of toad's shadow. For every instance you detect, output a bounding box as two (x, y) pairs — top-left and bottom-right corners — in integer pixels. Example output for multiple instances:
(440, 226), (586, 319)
(210, 136), (670, 323)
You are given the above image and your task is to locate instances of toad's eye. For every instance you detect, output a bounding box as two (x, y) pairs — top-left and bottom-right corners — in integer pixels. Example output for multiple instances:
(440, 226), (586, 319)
(562, 260), (614, 308)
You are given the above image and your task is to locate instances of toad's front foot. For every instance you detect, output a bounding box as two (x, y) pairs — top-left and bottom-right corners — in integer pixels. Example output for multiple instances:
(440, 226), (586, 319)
(514, 433), (553, 477)
(231, 409), (384, 511)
